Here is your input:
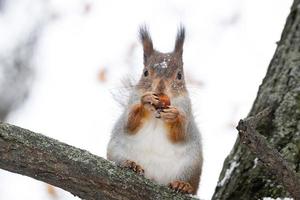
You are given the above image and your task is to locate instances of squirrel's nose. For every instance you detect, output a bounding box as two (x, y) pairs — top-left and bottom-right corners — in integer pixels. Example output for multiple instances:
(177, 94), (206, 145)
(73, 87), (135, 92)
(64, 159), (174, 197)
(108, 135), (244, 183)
(155, 79), (166, 94)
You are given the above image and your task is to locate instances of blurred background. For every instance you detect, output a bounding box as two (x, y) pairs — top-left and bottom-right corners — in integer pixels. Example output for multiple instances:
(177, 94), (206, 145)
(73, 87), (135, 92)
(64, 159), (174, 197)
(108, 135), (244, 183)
(0, 0), (292, 199)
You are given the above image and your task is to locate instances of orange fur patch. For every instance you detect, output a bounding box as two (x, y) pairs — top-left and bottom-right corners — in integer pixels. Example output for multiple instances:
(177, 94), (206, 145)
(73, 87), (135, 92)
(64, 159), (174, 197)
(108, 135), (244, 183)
(126, 104), (148, 134)
(165, 114), (186, 143)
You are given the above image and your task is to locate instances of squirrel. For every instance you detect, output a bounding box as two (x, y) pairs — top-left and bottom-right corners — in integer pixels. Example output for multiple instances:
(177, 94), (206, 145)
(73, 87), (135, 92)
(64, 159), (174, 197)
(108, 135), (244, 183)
(107, 26), (203, 195)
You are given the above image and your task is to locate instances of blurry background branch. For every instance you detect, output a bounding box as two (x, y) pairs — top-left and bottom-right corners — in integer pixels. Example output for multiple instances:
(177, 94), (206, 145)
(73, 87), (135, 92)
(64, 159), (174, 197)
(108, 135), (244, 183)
(0, 122), (197, 200)
(0, 28), (39, 121)
(0, 0), (49, 122)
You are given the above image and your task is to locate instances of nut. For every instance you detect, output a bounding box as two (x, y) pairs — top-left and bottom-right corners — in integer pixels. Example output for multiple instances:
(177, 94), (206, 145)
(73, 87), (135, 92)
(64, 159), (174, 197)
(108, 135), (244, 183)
(157, 93), (171, 109)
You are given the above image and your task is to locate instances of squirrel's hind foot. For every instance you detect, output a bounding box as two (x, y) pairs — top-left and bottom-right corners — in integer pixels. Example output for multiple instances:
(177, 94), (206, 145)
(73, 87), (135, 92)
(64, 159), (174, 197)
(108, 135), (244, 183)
(122, 160), (145, 175)
(169, 180), (193, 194)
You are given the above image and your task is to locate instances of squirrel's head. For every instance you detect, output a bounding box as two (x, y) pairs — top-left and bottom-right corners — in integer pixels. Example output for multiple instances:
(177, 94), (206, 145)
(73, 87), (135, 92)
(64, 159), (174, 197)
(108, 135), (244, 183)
(137, 26), (187, 98)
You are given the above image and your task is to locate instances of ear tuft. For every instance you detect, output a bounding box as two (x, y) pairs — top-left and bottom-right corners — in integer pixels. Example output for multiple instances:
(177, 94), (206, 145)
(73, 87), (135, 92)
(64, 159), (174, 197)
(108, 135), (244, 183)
(174, 25), (185, 55)
(139, 25), (154, 64)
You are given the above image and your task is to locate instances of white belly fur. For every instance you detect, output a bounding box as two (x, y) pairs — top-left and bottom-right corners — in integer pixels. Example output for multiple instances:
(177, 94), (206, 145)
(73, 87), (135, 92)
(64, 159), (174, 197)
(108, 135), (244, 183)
(123, 118), (188, 185)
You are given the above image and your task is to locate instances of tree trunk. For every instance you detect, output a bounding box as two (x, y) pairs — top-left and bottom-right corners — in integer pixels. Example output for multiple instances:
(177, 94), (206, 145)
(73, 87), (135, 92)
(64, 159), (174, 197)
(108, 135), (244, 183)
(212, 0), (300, 199)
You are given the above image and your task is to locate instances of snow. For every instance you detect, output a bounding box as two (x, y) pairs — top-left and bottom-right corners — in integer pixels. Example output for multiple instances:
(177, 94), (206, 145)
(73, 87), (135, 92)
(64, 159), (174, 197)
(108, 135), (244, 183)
(253, 157), (259, 169)
(160, 60), (168, 68)
(0, 0), (292, 200)
(217, 160), (239, 187)
(154, 59), (168, 69)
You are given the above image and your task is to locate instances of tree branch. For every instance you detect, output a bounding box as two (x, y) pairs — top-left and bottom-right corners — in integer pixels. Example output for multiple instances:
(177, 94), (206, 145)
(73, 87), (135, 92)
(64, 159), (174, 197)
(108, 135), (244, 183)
(0, 122), (198, 200)
(236, 108), (300, 200)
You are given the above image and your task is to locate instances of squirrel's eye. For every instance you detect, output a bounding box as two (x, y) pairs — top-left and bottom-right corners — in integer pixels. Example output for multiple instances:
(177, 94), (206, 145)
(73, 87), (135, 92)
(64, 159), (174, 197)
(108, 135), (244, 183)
(144, 70), (149, 77)
(177, 72), (182, 80)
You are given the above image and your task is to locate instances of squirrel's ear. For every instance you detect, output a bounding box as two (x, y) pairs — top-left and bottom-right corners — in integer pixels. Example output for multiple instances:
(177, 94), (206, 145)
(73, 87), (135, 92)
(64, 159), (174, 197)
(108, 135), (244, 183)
(174, 25), (185, 56)
(139, 26), (154, 64)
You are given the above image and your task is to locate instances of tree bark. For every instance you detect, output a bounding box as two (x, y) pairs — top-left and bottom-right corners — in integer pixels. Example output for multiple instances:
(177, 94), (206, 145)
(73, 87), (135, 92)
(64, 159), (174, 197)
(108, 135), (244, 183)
(0, 122), (197, 200)
(212, 0), (300, 199)
(236, 108), (300, 199)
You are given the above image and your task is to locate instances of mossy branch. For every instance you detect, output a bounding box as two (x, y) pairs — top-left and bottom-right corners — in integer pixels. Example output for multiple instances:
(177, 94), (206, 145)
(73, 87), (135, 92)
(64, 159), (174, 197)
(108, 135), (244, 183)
(0, 122), (198, 200)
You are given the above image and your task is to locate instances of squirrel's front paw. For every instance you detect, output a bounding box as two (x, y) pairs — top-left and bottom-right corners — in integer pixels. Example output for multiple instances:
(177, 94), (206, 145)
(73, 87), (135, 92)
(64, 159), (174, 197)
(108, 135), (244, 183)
(141, 92), (159, 112)
(160, 106), (179, 123)
(122, 160), (145, 175)
(169, 180), (194, 194)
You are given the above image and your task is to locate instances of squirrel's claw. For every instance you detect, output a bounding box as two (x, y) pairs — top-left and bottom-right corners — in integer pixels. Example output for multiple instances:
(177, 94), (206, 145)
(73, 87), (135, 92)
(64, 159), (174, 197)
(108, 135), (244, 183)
(169, 180), (193, 194)
(122, 160), (145, 175)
